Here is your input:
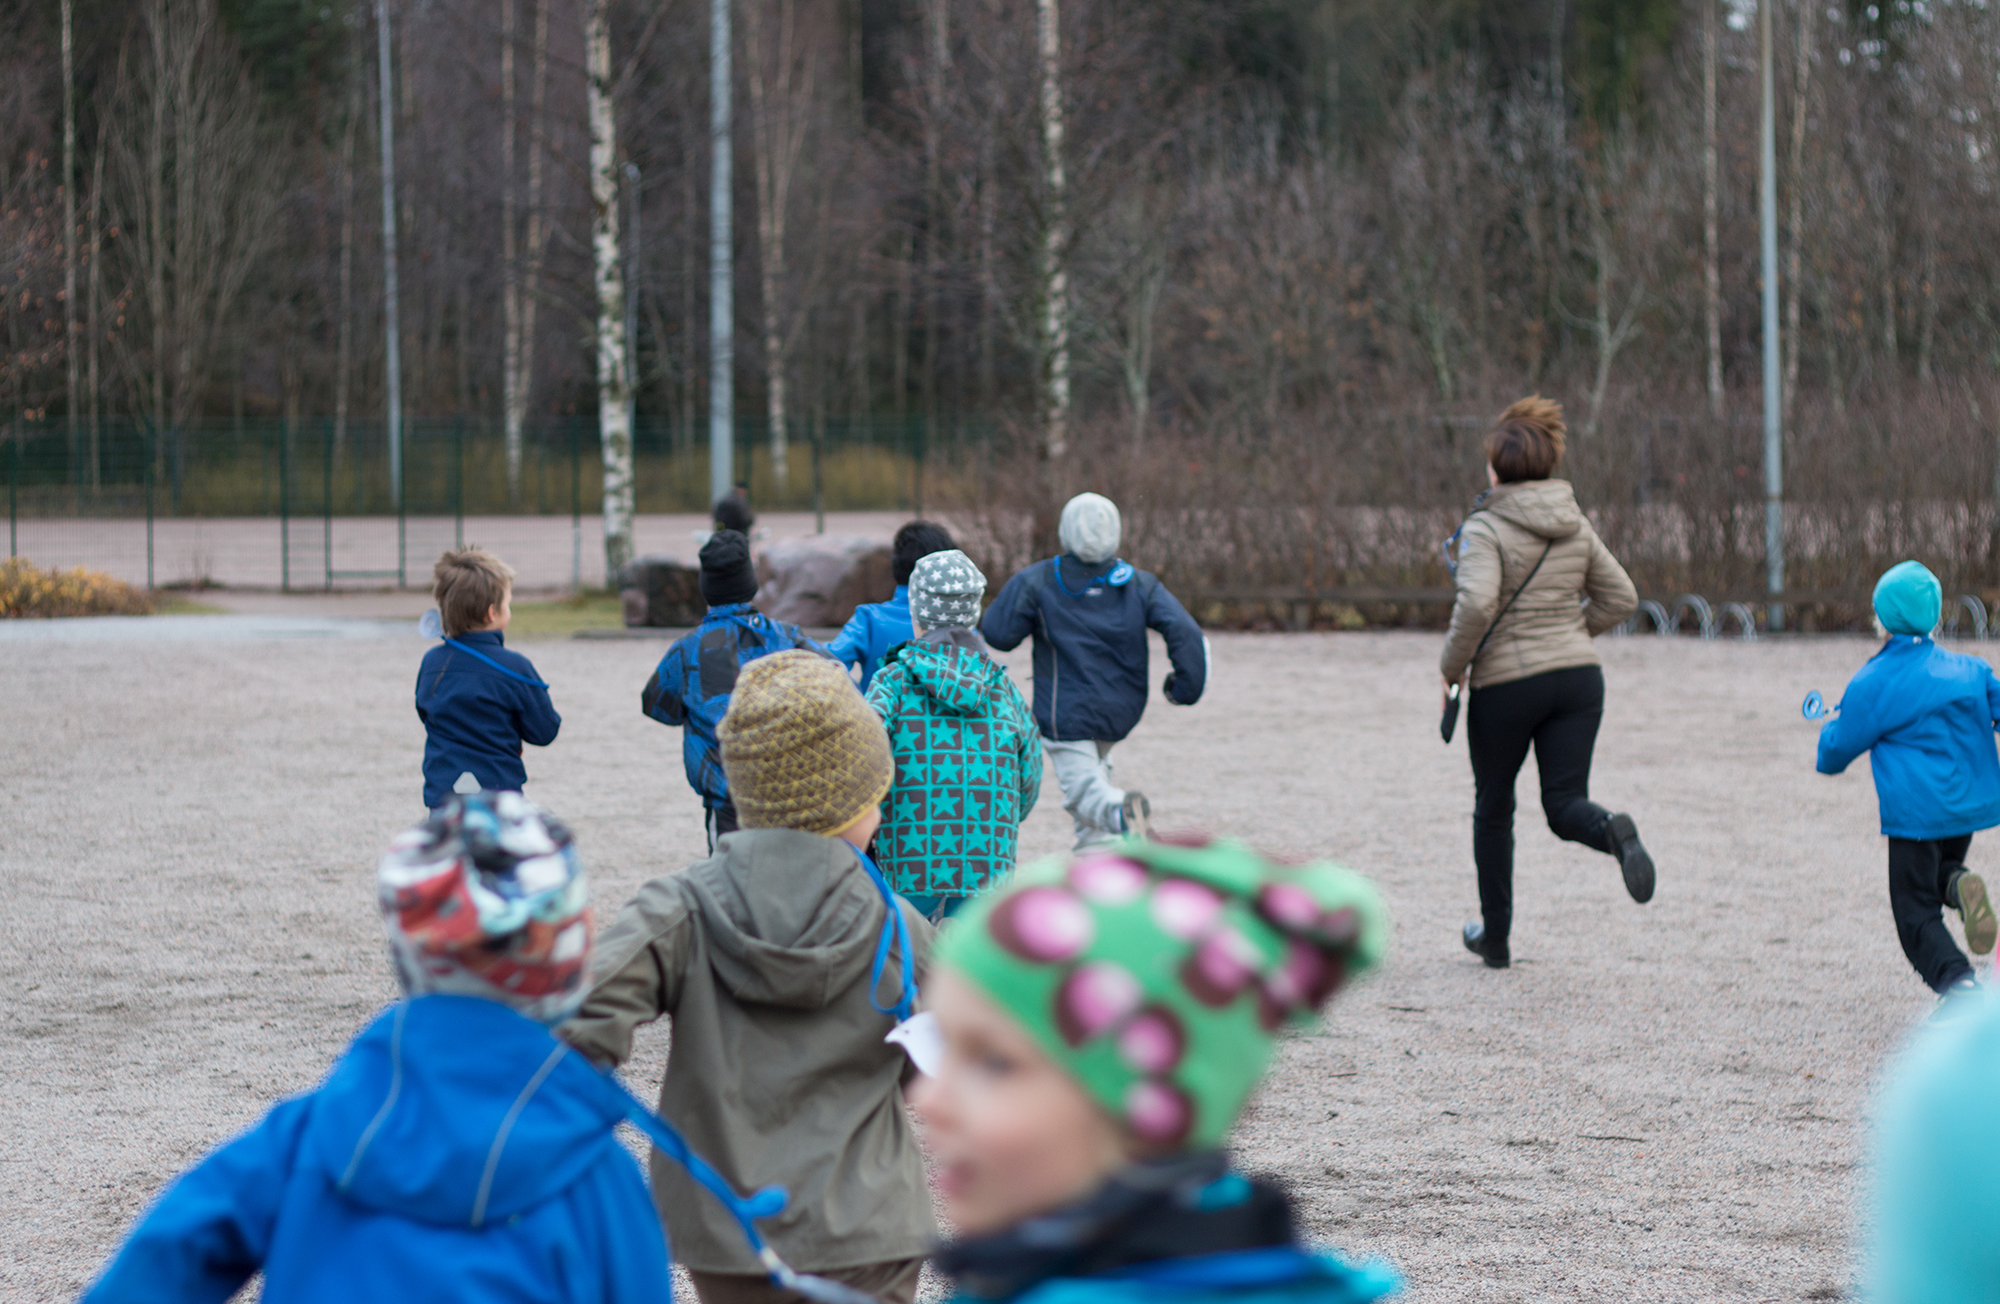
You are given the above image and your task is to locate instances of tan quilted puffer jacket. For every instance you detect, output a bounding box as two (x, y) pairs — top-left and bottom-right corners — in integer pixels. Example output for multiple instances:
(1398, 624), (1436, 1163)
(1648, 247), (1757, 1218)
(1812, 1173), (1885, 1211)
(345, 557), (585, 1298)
(1439, 479), (1638, 690)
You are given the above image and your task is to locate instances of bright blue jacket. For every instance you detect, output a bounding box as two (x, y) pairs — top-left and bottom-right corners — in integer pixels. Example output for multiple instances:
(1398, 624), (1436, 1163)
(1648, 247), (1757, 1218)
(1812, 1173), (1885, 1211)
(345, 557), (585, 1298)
(828, 587), (913, 691)
(641, 603), (824, 809)
(1816, 636), (2000, 840)
(981, 1248), (1397, 1304)
(980, 556), (1207, 743)
(1868, 991), (2000, 1303)
(416, 631), (561, 808)
(83, 995), (671, 1304)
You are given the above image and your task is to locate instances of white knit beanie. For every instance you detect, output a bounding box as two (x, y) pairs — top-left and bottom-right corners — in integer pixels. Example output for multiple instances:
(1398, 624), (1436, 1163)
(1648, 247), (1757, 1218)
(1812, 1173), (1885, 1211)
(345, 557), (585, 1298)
(1058, 493), (1122, 565)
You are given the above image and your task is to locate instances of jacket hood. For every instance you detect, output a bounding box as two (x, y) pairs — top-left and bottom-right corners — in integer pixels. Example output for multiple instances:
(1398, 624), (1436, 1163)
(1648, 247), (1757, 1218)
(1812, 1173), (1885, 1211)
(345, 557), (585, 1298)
(1485, 479), (1583, 541)
(890, 635), (1005, 718)
(683, 828), (888, 1009)
(302, 996), (626, 1228)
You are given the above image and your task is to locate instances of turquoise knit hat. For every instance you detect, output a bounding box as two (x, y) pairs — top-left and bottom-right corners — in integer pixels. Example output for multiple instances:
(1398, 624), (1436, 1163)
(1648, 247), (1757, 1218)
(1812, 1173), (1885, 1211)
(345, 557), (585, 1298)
(1875, 561), (1942, 636)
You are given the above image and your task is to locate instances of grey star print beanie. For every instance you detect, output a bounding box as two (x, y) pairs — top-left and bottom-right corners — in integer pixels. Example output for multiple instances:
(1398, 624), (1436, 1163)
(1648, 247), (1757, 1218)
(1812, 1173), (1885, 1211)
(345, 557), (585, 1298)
(908, 549), (987, 630)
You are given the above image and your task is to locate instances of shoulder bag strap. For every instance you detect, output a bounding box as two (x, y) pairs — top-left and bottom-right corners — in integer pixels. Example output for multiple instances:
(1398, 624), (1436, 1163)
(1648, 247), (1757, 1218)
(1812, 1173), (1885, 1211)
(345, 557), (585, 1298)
(1465, 536), (1555, 673)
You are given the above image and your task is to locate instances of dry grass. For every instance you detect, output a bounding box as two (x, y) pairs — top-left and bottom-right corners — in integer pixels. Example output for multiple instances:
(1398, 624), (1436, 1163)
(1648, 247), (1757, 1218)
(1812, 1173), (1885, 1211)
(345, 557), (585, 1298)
(0, 558), (155, 618)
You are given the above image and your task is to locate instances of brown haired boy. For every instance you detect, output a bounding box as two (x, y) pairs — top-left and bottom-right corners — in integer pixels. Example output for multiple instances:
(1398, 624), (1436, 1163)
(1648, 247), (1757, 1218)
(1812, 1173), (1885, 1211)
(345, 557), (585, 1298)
(416, 548), (561, 809)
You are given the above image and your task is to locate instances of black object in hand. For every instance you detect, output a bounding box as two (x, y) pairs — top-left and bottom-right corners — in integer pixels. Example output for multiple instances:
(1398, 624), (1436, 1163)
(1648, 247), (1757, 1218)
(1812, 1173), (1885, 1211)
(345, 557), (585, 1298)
(1440, 683), (1461, 744)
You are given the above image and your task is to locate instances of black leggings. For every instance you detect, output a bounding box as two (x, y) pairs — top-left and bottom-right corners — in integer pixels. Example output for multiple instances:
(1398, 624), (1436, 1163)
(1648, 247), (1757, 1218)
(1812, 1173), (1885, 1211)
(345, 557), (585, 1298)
(1467, 664), (1617, 943)
(1887, 834), (1975, 993)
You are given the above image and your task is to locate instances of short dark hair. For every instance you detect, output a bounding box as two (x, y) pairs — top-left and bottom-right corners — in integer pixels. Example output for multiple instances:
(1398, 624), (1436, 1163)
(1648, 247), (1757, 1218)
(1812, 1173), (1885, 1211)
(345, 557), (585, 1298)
(713, 492), (755, 536)
(433, 548), (515, 636)
(1486, 395), (1566, 483)
(892, 520), (956, 585)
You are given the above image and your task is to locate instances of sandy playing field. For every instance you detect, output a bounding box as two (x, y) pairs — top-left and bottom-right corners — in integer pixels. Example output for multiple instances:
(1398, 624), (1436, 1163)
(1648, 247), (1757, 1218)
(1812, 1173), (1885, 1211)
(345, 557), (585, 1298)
(3, 615), (1983, 1301)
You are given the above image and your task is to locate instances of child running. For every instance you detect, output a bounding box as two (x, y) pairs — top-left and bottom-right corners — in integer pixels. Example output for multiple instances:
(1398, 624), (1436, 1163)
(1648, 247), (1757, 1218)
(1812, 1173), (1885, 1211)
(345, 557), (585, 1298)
(913, 836), (1398, 1304)
(1817, 561), (2000, 1008)
(866, 548), (1040, 922)
(830, 519), (957, 690)
(565, 651), (935, 1304)
(980, 492), (1207, 847)
(417, 548), (561, 809)
(84, 794), (671, 1303)
(641, 530), (823, 850)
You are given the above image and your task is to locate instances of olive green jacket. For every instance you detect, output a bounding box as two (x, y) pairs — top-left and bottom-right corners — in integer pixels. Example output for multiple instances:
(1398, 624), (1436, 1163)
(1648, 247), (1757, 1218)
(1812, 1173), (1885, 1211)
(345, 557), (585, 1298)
(1439, 479), (1638, 690)
(560, 828), (936, 1273)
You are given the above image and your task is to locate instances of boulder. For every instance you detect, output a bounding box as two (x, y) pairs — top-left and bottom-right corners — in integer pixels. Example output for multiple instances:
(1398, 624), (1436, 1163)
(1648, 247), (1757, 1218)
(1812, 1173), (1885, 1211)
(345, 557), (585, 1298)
(754, 534), (895, 628)
(619, 554), (705, 628)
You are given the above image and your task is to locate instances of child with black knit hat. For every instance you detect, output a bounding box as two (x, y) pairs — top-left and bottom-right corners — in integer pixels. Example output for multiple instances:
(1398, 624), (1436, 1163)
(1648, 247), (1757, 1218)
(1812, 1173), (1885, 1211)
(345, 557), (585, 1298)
(640, 530), (825, 849)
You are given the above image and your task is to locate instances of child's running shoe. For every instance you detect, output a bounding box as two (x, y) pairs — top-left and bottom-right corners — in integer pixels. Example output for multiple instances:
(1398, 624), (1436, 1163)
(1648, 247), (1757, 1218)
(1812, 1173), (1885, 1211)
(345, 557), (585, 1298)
(1952, 870), (1996, 956)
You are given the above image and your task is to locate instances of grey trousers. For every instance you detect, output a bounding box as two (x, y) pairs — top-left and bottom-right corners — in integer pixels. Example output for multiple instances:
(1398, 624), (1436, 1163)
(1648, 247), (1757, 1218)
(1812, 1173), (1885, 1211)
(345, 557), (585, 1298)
(1044, 738), (1126, 848)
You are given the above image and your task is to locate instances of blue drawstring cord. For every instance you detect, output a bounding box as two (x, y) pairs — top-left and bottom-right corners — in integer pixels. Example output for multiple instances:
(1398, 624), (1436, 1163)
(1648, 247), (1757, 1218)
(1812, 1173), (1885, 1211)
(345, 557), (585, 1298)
(851, 846), (916, 1024)
(1048, 556), (1134, 598)
(439, 637), (550, 689)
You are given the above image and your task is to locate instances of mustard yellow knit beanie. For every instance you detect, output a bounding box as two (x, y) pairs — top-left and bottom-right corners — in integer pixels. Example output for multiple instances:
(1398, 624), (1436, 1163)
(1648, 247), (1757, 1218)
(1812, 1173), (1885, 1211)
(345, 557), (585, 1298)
(718, 650), (895, 835)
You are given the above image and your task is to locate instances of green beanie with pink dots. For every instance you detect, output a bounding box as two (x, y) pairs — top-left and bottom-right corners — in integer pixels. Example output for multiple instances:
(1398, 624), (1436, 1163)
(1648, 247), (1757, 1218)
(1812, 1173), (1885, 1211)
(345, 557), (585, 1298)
(935, 837), (1388, 1150)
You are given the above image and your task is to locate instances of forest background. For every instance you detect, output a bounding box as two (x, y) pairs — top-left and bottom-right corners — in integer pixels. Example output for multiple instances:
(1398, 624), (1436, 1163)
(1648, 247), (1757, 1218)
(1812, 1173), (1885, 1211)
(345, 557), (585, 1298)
(4, 0), (1999, 615)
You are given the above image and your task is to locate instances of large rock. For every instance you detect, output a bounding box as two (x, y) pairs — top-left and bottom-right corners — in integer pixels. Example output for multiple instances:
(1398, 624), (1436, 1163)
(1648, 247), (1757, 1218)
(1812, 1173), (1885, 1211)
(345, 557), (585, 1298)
(754, 535), (894, 628)
(619, 554), (705, 627)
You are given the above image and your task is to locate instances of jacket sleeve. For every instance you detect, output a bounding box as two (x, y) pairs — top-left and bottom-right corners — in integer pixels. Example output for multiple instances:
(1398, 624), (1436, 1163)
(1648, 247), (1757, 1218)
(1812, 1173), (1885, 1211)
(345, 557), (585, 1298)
(826, 609), (871, 669)
(1147, 580), (1207, 706)
(558, 878), (696, 1068)
(1439, 519), (1502, 684)
(979, 568), (1040, 653)
(641, 644), (688, 727)
(1580, 525), (1639, 636)
(516, 668), (563, 748)
(863, 662), (904, 719)
(1816, 676), (1880, 775)
(1989, 665), (2000, 730)
(82, 1096), (315, 1304)
(787, 624), (835, 658)
(1011, 685), (1043, 818)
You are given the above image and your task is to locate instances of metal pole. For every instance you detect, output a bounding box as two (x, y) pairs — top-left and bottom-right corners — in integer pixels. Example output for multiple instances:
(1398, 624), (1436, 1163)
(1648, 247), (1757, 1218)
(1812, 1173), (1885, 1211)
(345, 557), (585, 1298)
(324, 419), (334, 590)
(377, 0), (404, 508)
(280, 420), (290, 591)
(145, 422), (154, 589)
(8, 422), (17, 559)
(624, 161), (641, 444)
(1759, 0), (1785, 632)
(571, 420), (582, 592)
(708, 0), (733, 511)
(454, 416), (465, 548)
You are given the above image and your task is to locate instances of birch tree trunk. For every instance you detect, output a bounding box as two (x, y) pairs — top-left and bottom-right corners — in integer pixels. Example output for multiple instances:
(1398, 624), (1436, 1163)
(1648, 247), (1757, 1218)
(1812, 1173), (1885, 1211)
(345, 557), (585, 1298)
(62, 0), (78, 481)
(500, 0), (522, 497)
(86, 111), (104, 489)
(1784, 0), (1812, 416)
(1034, 0), (1070, 464)
(586, 0), (635, 577)
(333, 36), (360, 484)
(747, 0), (819, 492)
(1703, 0), (1723, 419)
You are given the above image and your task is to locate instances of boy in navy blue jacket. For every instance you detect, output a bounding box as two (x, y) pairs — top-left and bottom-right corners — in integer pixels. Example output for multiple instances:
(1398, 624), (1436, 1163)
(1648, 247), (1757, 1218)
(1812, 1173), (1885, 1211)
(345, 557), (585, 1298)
(83, 795), (672, 1304)
(980, 492), (1207, 848)
(641, 530), (824, 849)
(417, 549), (561, 809)
(828, 519), (956, 690)
(1818, 561), (2000, 1004)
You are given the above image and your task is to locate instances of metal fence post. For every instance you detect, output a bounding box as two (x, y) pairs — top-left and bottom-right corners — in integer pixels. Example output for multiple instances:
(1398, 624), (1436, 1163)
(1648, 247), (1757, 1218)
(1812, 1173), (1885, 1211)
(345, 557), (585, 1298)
(570, 421), (582, 593)
(8, 421), (18, 559)
(280, 419), (291, 592)
(144, 422), (155, 589)
(324, 422), (334, 590)
(397, 421), (407, 588)
(454, 416), (465, 549)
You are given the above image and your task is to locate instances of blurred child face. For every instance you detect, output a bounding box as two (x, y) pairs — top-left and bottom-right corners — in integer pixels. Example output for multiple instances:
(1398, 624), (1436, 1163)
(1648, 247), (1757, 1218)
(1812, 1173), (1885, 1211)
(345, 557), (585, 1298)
(911, 969), (1132, 1237)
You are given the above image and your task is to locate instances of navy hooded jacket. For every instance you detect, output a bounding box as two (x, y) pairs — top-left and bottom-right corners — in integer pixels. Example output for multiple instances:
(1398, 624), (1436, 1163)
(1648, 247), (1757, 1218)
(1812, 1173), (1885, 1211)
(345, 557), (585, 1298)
(416, 631), (562, 808)
(83, 995), (671, 1304)
(980, 555), (1207, 743)
(1817, 635), (2000, 840)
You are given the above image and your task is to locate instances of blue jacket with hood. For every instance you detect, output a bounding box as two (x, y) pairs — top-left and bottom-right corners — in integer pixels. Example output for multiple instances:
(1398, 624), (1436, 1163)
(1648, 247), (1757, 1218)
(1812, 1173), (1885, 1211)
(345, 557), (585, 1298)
(827, 587), (914, 692)
(1817, 635), (2000, 840)
(979, 555), (1207, 744)
(83, 995), (672, 1304)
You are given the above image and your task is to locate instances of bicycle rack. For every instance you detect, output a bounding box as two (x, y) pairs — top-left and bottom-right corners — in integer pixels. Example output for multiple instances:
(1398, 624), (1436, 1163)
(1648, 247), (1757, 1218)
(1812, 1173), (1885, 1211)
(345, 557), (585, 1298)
(1719, 602), (1759, 642)
(1941, 594), (1990, 641)
(1671, 593), (1719, 640)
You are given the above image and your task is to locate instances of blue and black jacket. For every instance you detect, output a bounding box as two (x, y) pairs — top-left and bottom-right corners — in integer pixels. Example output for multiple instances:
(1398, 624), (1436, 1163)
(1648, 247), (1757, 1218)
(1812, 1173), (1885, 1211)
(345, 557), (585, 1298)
(980, 555), (1207, 743)
(1818, 635), (2000, 840)
(83, 996), (671, 1304)
(416, 630), (561, 809)
(641, 603), (826, 809)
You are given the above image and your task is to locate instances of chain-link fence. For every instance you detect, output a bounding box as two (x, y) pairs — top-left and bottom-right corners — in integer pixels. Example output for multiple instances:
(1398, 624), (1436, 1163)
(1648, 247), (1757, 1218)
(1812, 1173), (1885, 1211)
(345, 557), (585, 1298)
(4, 415), (980, 590)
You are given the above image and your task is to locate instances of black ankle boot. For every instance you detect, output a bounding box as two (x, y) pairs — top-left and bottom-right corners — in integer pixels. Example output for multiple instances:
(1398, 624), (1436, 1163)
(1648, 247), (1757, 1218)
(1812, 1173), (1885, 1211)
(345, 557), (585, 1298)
(1462, 921), (1510, 969)
(1606, 814), (1655, 903)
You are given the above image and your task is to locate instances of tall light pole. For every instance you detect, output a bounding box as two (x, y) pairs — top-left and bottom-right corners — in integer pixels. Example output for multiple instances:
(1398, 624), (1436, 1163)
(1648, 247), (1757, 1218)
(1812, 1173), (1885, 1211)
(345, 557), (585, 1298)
(709, 0), (733, 510)
(1759, 0), (1785, 630)
(377, 0), (404, 510)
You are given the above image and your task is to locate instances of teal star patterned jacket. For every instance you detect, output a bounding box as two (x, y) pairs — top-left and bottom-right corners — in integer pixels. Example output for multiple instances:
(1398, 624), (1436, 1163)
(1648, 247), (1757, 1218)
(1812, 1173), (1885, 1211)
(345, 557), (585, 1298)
(865, 630), (1042, 897)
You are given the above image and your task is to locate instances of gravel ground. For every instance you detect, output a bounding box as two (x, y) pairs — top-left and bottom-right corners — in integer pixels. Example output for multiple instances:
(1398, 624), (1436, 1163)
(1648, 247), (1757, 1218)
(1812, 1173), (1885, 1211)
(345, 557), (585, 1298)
(3, 620), (1982, 1302)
